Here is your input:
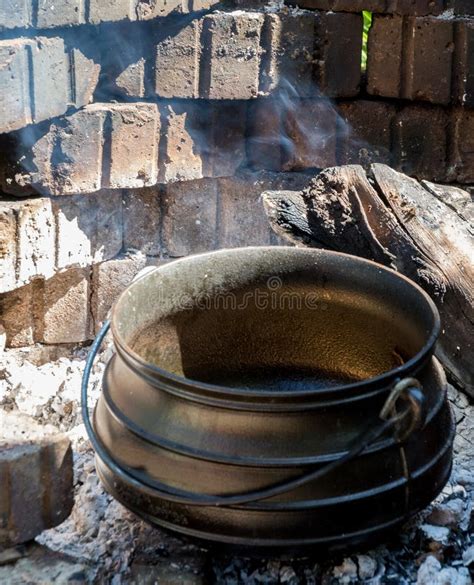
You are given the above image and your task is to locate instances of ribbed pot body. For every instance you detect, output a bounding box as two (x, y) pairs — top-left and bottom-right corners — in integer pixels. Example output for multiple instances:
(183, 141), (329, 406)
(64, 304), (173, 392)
(93, 247), (454, 551)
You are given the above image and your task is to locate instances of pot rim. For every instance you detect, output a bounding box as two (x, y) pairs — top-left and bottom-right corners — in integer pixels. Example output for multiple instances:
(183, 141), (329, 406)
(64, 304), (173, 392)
(110, 247), (441, 400)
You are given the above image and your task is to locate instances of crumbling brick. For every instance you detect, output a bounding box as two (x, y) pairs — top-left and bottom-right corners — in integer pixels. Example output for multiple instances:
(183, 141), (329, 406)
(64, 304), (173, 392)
(0, 204), (18, 293)
(200, 13), (264, 99)
(136, 0), (185, 19)
(106, 103), (160, 189)
(41, 267), (92, 343)
(115, 59), (146, 98)
(155, 20), (201, 99)
(123, 188), (162, 256)
(88, 0), (135, 23)
(0, 412), (73, 548)
(162, 179), (218, 257)
(91, 251), (147, 330)
(0, 283), (35, 347)
(70, 48), (101, 108)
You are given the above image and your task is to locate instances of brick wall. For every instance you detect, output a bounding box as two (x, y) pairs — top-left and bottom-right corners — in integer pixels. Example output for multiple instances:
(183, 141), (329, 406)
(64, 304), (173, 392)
(0, 0), (472, 348)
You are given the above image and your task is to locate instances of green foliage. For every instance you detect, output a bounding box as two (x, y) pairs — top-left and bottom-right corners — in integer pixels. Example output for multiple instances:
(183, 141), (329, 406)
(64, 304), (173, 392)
(361, 11), (372, 71)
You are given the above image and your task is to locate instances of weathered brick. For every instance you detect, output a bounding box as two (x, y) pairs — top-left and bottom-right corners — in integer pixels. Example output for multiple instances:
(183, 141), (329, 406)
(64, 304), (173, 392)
(70, 48), (101, 108)
(53, 191), (123, 270)
(41, 267), (92, 343)
(453, 19), (474, 107)
(17, 197), (56, 285)
(50, 106), (105, 195)
(367, 16), (403, 98)
(0, 40), (32, 133)
(106, 103), (159, 189)
(115, 59), (146, 98)
(155, 20), (201, 98)
(337, 100), (396, 166)
(393, 105), (448, 181)
(159, 102), (205, 183)
(123, 188), (162, 256)
(315, 12), (363, 98)
(88, 0), (134, 23)
(288, 0), (445, 15)
(0, 204), (17, 293)
(247, 99), (283, 171)
(0, 0), (32, 30)
(205, 102), (247, 177)
(162, 179), (218, 257)
(282, 100), (337, 170)
(31, 37), (70, 122)
(0, 411), (73, 547)
(136, 0), (185, 20)
(218, 175), (273, 248)
(37, 0), (84, 28)
(0, 283), (35, 347)
(449, 108), (474, 184)
(261, 13), (316, 97)
(201, 13), (264, 99)
(91, 251), (147, 330)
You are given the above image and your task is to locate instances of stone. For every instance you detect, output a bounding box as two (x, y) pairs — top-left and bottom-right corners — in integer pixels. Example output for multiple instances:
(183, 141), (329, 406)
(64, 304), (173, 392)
(106, 103), (159, 189)
(41, 267), (92, 344)
(282, 100), (337, 170)
(419, 524), (451, 543)
(0, 411), (73, 547)
(426, 499), (466, 528)
(36, 0), (84, 28)
(91, 251), (147, 330)
(155, 20), (201, 98)
(357, 555), (377, 580)
(162, 179), (218, 257)
(123, 188), (162, 256)
(0, 39), (32, 133)
(158, 102), (204, 183)
(201, 13), (264, 99)
(333, 558), (358, 584)
(462, 545), (474, 566)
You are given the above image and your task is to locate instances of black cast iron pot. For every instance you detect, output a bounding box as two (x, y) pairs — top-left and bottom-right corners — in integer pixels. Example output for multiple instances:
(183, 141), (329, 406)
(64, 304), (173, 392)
(82, 247), (454, 553)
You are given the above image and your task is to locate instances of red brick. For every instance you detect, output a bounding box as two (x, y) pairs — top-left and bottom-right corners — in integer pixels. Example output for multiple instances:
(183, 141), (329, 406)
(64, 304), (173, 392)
(162, 179), (218, 257)
(449, 108), (474, 184)
(315, 12), (363, 98)
(106, 103), (159, 189)
(115, 59), (145, 98)
(0, 283), (35, 347)
(337, 100), (396, 166)
(205, 102), (247, 177)
(0, 204), (17, 293)
(282, 100), (337, 171)
(247, 99), (283, 171)
(200, 13), (264, 99)
(393, 104), (448, 181)
(123, 188), (162, 256)
(136, 0), (184, 18)
(453, 19), (474, 107)
(261, 13), (316, 98)
(367, 16), (403, 98)
(155, 20), (200, 98)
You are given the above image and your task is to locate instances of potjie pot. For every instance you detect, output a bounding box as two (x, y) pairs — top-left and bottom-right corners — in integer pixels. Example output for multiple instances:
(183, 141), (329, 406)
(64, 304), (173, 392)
(82, 247), (454, 552)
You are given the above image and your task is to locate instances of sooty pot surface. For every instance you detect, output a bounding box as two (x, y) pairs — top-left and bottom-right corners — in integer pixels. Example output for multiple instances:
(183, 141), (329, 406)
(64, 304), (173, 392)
(90, 247), (454, 551)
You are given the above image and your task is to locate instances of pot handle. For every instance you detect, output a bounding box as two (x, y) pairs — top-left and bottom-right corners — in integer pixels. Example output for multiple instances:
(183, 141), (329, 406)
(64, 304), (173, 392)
(82, 321), (426, 508)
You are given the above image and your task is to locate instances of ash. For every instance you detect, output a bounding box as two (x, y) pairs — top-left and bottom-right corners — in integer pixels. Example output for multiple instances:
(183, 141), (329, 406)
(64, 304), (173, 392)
(0, 345), (473, 585)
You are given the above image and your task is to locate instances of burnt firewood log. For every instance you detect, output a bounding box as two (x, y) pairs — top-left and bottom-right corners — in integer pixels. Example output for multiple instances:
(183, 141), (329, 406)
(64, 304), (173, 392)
(262, 164), (474, 396)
